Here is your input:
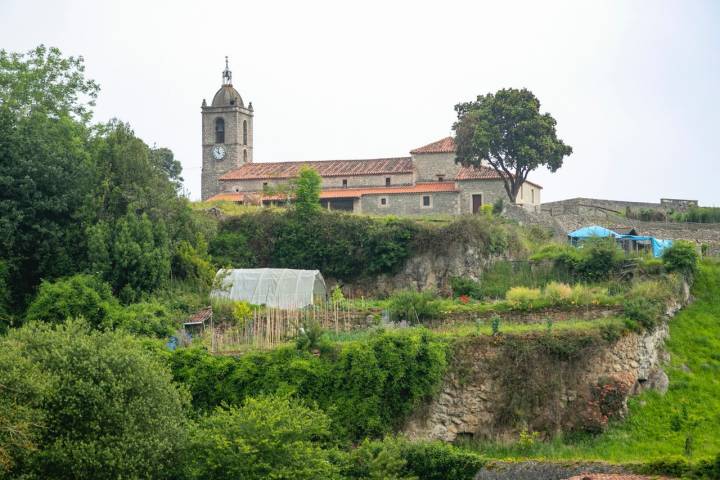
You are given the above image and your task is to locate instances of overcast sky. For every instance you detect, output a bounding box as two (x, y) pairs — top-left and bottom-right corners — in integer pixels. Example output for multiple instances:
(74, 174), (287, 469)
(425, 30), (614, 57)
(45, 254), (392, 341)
(2, 0), (718, 203)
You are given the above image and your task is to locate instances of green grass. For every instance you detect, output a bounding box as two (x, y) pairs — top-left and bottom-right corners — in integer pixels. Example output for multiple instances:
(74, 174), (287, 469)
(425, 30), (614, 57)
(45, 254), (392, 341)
(463, 261), (720, 462)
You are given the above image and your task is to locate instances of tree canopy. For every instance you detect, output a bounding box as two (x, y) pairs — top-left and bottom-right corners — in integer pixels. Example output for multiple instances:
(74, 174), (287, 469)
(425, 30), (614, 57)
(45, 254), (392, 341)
(453, 88), (572, 202)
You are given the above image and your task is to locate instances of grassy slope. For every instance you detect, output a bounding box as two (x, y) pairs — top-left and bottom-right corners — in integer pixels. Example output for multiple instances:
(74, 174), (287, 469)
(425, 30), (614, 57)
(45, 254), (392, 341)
(468, 261), (720, 462)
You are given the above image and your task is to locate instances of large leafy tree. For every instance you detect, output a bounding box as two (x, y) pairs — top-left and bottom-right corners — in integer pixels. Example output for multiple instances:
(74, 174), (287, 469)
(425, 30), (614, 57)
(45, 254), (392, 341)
(0, 108), (93, 310)
(453, 88), (572, 202)
(0, 320), (189, 480)
(0, 45), (99, 123)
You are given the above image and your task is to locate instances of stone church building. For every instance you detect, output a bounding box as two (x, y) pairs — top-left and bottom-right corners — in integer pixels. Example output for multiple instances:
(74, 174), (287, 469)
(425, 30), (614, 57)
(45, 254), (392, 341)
(201, 61), (541, 215)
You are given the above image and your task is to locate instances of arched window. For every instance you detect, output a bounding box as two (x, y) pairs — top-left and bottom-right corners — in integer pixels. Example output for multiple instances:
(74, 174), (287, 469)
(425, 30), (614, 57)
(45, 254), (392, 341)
(243, 120), (248, 145)
(243, 149), (247, 163)
(215, 118), (225, 144)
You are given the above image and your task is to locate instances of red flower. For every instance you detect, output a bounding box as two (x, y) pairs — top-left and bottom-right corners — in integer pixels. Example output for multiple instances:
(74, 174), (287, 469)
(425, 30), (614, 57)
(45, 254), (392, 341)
(458, 295), (470, 304)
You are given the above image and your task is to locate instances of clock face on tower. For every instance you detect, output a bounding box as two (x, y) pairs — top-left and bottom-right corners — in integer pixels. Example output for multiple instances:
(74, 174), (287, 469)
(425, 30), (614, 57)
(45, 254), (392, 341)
(212, 145), (226, 160)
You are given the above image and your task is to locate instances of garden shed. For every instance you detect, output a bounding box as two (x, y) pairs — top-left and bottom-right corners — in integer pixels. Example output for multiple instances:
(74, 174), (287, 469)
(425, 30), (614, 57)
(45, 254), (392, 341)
(211, 268), (327, 308)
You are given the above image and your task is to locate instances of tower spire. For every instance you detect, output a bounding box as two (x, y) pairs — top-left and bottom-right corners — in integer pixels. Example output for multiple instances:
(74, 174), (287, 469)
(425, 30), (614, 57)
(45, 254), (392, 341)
(222, 56), (232, 85)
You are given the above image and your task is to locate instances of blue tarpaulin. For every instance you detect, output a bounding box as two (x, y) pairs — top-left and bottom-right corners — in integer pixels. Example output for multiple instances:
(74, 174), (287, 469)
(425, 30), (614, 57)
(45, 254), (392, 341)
(567, 225), (673, 258)
(568, 226), (619, 239)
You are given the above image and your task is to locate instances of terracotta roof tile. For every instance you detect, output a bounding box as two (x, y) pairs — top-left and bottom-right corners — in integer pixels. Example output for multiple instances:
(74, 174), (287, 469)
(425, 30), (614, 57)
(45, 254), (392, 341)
(456, 165), (504, 180)
(456, 165), (543, 189)
(219, 157), (412, 181)
(207, 182), (458, 202)
(410, 136), (456, 154)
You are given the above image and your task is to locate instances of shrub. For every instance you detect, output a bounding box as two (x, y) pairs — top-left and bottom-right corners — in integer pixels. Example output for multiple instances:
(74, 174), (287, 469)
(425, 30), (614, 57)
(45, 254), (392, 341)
(492, 197), (504, 215)
(208, 230), (256, 267)
(1, 320), (188, 480)
(340, 437), (485, 480)
(210, 298), (253, 326)
(575, 237), (624, 281)
(293, 166), (322, 216)
(450, 276), (483, 299)
(505, 286), (542, 309)
(542, 281), (573, 304)
(400, 440), (485, 480)
(25, 274), (118, 328)
(570, 284), (608, 306)
(170, 329), (448, 441)
(623, 296), (663, 330)
(662, 240), (699, 276)
(108, 301), (177, 338)
(187, 396), (337, 480)
(387, 290), (442, 323)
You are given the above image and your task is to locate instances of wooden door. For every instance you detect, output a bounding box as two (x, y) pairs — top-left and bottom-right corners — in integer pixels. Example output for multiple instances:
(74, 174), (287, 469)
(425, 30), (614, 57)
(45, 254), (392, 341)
(472, 194), (483, 213)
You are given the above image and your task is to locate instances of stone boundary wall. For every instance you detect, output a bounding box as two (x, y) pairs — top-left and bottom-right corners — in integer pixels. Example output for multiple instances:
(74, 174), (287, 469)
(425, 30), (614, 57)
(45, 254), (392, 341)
(541, 197), (698, 216)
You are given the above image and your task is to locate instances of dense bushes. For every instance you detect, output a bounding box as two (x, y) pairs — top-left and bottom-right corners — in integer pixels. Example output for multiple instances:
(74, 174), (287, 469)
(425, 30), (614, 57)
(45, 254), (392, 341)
(209, 210), (419, 280)
(531, 238), (625, 282)
(187, 396), (337, 480)
(662, 240), (699, 276)
(387, 289), (443, 322)
(340, 437), (485, 480)
(209, 210), (524, 281)
(0, 320), (189, 479)
(25, 274), (117, 327)
(670, 206), (720, 224)
(24, 274), (179, 337)
(170, 329), (448, 441)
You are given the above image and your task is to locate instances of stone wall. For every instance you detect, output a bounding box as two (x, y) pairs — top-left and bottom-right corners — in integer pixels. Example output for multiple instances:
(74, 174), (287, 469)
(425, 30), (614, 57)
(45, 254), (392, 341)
(412, 152), (462, 182)
(403, 292), (688, 442)
(457, 180), (510, 214)
(340, 241), (506, 298)
(359, 191), (460, 216)
(541, 197), (697, 216)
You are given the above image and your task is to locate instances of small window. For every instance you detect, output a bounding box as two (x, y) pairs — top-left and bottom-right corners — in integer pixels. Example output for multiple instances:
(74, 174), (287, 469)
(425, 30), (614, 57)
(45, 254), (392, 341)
(243, 120), (248, 145)
(385, 177), (391, 187)
(342, 179), (348, 188)
(263, 182), (268, 189)
(422, 195), (431, 207)
(379, 197), (388, 207)
(437, 176), (444, 182)
(243, 149), (247, 163)
(531, 189), (535, 203)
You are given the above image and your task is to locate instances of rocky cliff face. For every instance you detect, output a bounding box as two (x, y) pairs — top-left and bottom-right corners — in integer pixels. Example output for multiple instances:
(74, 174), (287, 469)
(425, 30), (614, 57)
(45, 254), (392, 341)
(340, 243), (506, 298)
(403, 285), (689, 442)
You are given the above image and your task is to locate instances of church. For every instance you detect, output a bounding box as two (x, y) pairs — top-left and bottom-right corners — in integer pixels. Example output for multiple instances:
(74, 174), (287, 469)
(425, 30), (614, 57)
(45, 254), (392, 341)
(201, 60), (542, 215)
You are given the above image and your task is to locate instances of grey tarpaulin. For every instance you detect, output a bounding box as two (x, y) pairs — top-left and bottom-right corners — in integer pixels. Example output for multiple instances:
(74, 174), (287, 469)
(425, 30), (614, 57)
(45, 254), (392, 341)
(210, 268), (326, 308)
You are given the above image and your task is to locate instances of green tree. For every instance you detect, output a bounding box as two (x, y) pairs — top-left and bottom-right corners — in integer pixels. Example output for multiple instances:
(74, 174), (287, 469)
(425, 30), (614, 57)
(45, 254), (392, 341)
(98, 212), (172, 301)
(453, 88), (572, 202)
(0, 339), (49, 476)
(25, 274), (117, 328)
(293, 166), (322, 215)
(0, 44), (99, 122)
(0, 107), (93, 309)
(187, 395), (338, 480)
(0, 320), (189, 480)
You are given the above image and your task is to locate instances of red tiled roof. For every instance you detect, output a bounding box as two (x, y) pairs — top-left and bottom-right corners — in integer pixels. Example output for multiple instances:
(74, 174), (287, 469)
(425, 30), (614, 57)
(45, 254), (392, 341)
(410, 136), (456, 154)
(456, 165), (504, 180)
(207, 182), (458, 202)
(220, 157), (413, 181)
(456, 165), (543, 189)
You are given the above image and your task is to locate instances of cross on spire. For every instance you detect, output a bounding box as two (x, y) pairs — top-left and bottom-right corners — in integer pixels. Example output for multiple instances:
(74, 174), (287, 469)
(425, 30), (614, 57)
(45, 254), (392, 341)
(222, 56), (232, 85)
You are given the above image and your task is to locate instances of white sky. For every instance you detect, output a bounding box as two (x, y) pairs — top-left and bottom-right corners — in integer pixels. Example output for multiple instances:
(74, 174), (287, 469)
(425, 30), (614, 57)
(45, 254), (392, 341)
(1, 0), (718, 203)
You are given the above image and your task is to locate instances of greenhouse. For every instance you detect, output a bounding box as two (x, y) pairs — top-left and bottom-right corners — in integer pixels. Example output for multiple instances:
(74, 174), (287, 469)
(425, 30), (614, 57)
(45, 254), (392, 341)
(210, 268), (327, 308)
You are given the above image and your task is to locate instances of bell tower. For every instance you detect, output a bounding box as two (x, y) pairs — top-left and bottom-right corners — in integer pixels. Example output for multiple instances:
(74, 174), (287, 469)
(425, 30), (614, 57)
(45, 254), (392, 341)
(201, 57), (253, 200)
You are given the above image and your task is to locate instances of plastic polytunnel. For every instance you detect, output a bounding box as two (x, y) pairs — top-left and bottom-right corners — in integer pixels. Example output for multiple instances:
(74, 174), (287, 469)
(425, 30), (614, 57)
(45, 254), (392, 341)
(210, 268), (327, 308)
